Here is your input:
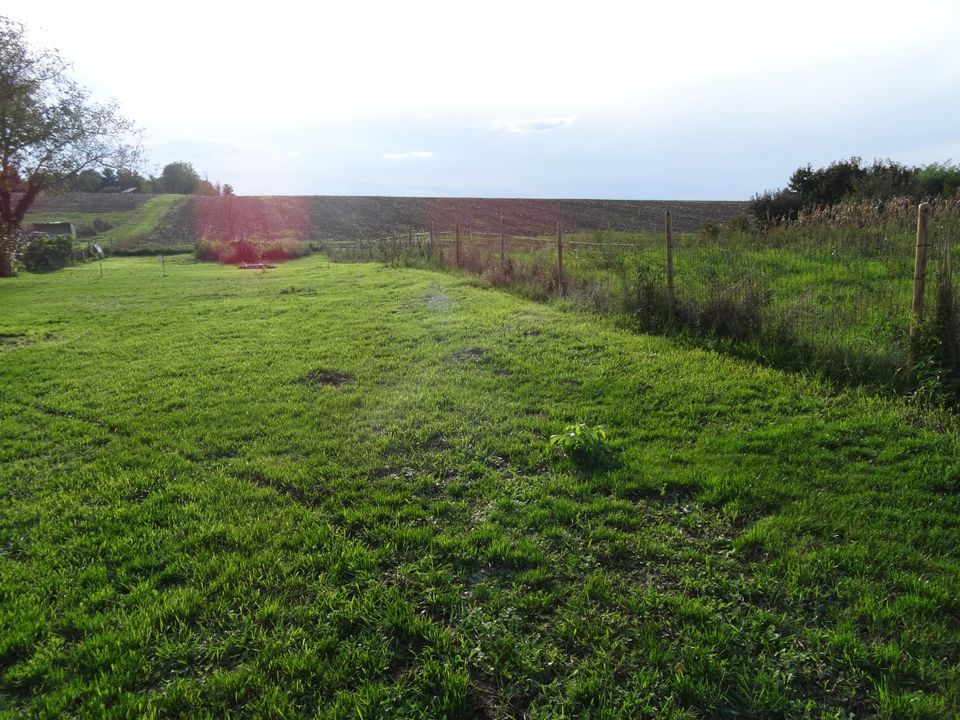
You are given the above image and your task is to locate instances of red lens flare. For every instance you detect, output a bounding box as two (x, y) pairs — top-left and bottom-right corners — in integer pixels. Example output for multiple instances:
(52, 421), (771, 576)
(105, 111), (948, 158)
(193, 195), (310, 264)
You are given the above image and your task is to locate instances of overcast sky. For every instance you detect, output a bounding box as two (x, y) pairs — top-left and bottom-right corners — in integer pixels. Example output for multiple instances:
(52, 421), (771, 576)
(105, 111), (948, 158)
(11, 1), (960, 198)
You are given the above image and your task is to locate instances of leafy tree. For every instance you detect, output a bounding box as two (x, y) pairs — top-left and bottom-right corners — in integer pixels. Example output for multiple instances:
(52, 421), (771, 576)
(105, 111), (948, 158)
(0, 15), (140, 276)
(116, 169), (147, 192)
(139, 173), (163, 194)
(195, 179), (219, 196)
(749, 157), (959, 224)
(222, 183), (235, 196)
(851, 159), (920, 202)
(100, 167), (119, 190)
(72, 169), (104, 193)
(789, 157), (866, 208)
(917, 162), (960, 198)
(160, 161), (201, 194)
(65, 167), (149, 193)
(749, 188), (802, 226)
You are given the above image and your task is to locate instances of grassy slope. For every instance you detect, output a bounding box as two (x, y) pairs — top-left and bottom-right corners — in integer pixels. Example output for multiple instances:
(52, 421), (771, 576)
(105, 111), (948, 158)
(1, 256), (958, 719)
(24, 195), (185, 251)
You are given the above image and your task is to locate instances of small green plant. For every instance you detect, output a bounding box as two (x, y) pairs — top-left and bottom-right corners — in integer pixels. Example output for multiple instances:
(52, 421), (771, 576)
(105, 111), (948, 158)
(549, 422), (610, 467)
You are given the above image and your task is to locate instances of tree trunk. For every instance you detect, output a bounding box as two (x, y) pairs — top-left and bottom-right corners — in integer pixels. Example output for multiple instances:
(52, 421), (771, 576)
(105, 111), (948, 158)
(0, 180), (45, 277)
(0, 223), (22, 277)
(0, 245), (15, 277)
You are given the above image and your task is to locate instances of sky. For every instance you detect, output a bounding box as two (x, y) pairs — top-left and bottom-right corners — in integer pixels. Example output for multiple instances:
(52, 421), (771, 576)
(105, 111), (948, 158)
(10, 0), (960, 198)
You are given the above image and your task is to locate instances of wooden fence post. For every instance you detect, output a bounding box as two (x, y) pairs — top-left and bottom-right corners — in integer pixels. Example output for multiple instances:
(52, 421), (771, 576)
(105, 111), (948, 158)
(909, 202), (931, 372)
(940, 223), (956, 366)
(429, 222), (434, 257)
(942, 224), (953, 301)
(499, 213), (505, 270)
(556, 222), (565, 296)
(455, 215), (461, 267)
(665, 209), (676, 322)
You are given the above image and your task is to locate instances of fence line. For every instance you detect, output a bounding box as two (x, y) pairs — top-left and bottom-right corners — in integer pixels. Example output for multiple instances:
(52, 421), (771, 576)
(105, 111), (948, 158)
(322, 203), (960, 394)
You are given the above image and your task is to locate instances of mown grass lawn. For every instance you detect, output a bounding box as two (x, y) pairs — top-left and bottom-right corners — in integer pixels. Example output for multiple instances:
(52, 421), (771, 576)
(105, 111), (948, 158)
(1, 255), (958, 719)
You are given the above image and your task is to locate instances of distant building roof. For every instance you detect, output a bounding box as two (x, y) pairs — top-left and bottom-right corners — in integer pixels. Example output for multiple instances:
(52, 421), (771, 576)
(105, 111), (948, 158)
(31, 222), (76, 237)
(121, 187), (138, 194)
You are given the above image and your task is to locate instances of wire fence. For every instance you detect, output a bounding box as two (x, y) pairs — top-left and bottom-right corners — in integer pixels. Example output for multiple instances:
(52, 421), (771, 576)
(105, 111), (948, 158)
(323, 201), (960, 396)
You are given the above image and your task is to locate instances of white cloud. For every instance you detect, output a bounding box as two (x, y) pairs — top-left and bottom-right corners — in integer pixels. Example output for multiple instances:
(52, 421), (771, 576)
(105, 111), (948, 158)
(382, 151), (433, 160)
(287, 149), (302, 157)
(490, 117), (575, 134)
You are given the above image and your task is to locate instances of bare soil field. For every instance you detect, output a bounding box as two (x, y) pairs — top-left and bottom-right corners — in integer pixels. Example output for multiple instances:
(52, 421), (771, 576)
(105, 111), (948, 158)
(22, 193), (749, 245)
(23, 192), (152, 214)
(300, 196), (749, 237)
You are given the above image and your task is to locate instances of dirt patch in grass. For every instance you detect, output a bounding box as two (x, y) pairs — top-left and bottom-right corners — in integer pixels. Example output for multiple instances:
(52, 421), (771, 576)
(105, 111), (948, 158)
(372, 466), (418, 480)
(278, 286), (316, 296)
(424, 434), (452, 452)
(298, 368), (354, 387)
(0, 334), (32, 351)
(453, 347), (486, 362)
(241, 470), (329, 508)
(468, 669), (501, 720)
(426, 292), (452, 312)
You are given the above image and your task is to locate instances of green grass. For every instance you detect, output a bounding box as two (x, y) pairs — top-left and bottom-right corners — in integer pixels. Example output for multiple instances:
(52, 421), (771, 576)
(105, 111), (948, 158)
(24, 195), (186, 253)
(361, 225), (953, 393)
(1, 255), (959, 718)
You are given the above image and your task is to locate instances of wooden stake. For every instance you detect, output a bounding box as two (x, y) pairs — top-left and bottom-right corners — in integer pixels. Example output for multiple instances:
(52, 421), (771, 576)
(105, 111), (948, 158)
(455, 215), (461, 267)
(942, 223), (953, 302)
(499, 213), (505, 269)
(909, 202), (931, 372)
(941, 224), (956, 365)
(665, 210), (676, 322)
(556, 222), (565, 296)
(947, 231), (953, 271)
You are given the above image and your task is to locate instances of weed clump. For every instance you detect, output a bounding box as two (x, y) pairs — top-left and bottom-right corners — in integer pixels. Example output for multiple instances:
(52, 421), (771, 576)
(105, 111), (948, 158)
(298, 369), (354, 387)
(549, 423), (610, 468)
